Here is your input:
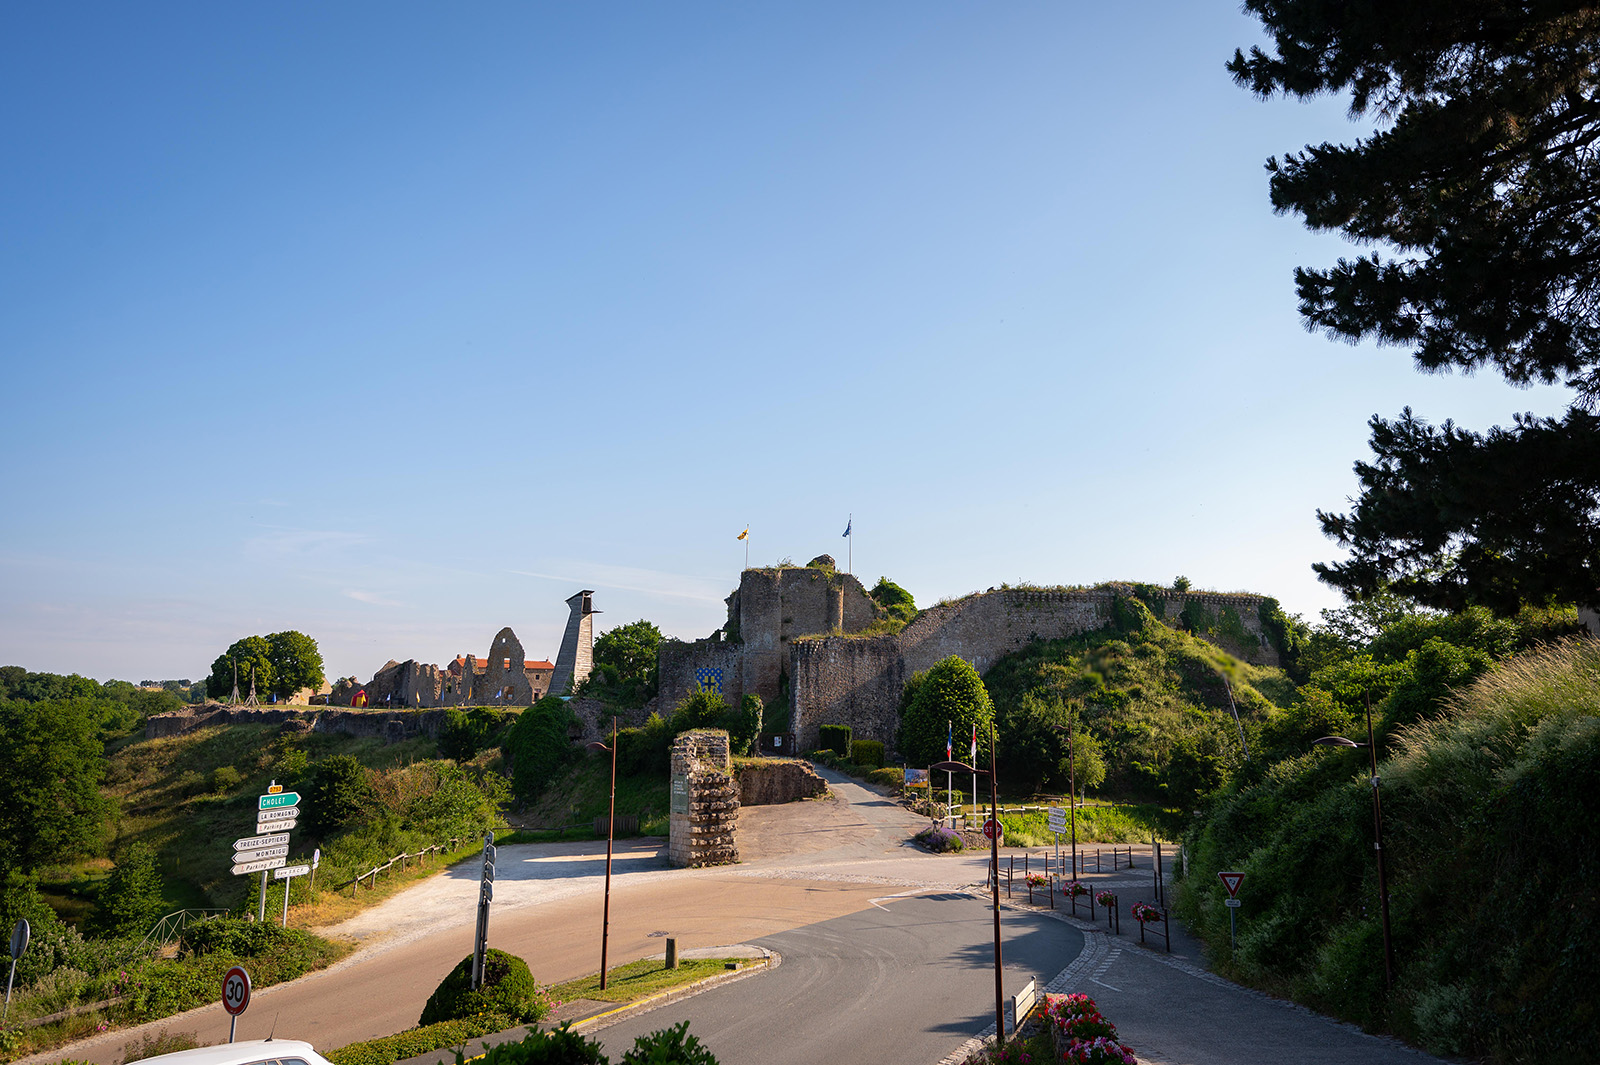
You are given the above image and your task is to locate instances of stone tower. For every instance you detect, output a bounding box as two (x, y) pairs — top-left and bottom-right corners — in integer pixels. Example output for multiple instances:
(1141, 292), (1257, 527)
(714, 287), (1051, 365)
(551, 589), (598, 695)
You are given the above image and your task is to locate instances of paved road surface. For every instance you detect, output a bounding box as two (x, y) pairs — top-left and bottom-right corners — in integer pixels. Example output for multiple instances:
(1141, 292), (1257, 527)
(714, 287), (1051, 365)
(589, 892), (1081, 1065)
(21, 768), (1451, 1065)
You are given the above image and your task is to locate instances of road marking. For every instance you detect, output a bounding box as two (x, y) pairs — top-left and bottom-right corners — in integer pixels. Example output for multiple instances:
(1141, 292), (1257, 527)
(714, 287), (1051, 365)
(868, 888), (935, 910)
(1091, 978), (1123, 992)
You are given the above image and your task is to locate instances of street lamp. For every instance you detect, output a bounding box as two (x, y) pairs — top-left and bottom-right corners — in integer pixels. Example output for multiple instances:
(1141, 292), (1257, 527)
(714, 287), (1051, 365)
(585, 717), (619, 990)
(1050, 718), (1078, 878)
(1311, 697), (1395, 990)
(932, 723), (1004, 1044)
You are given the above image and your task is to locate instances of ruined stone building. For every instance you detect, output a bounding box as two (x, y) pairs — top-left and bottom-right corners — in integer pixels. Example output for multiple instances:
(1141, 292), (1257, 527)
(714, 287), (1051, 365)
(325, 590), (595, 709)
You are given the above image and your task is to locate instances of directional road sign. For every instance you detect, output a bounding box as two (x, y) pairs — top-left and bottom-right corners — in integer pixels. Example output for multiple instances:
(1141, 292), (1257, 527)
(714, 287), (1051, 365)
(231, 856), (287, 876)
(1218, 871), (1245, 898)
(222, 966), (251, 1016)
(233, 845), (290, 863)
(234, 833), (290, 852)
(1047, 806), (1066, 832)
(259, 791), (301, 810)
(256, 818), (297, 836)
(257, 807), (298, 824)
(274, 864), (311, 879)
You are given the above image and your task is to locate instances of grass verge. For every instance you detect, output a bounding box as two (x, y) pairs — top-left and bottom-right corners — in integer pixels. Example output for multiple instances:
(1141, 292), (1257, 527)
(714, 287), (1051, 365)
(550, 956), (752, 1004)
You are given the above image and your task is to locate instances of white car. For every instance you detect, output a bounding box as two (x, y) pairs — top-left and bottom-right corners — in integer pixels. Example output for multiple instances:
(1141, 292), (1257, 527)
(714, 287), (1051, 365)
(134, 1040), (336, 1065)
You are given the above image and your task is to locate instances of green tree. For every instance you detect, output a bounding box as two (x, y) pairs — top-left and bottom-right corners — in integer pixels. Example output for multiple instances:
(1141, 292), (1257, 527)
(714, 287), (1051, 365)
(266, 630), (325, 701)
(1232, 1), (1600, 612)
(302, 755), (377, 838)
(898, 656), (994, 767)
(502, 697), (580, 803)
(206, 636), (273, 701)
(582, 620), (662, 708)
(0, 698), (110, 876)
(94, 840), (167, 938)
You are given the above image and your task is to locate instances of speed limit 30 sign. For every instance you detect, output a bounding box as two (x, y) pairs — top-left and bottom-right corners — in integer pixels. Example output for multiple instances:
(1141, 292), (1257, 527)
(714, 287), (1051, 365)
(222, 965), (251, 1016)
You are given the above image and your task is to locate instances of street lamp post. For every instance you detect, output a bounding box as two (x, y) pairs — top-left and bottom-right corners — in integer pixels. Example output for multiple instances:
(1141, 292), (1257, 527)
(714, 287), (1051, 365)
(1312, 697), (1395, 990)
(933, 724), (1004, 1043)
(585, 717), (619, 990)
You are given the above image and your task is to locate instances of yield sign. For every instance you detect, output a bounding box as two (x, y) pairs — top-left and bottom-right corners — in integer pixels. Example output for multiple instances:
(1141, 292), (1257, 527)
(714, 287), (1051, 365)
(1218, 871), (1245, 898)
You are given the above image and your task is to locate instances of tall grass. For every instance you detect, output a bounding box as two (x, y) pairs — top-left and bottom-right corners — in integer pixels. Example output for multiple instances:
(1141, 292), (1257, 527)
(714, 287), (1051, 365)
(1179, 636), (1600, 1063)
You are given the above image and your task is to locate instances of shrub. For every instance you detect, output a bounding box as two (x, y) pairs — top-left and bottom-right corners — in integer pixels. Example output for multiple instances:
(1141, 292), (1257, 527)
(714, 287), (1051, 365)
(439, 708), (506, 763)
(618, 1021), (719, 1064)
(867, 767), (902, 790)
(327, 1013), (517, 1065)
(850, 740), (884, 768)
(503, 698), (582, 803)
(818, 725), (851, 758)
(303, 755), (378, 838)
(210, 765), (243, 793)
(465, 1024), (610, 1065)
(420, 949), (552, 1027)
(94, 841), (167, 939)
(914, 825), (964, 853)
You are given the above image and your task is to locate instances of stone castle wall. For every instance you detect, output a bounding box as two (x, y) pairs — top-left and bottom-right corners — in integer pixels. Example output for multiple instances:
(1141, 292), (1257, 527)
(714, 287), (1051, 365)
(788, 585), (1277, 754)
(658, 567), (878, 714)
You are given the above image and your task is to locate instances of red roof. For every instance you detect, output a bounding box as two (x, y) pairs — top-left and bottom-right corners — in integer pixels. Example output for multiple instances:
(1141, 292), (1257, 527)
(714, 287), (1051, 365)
(450, 656), (554, 674)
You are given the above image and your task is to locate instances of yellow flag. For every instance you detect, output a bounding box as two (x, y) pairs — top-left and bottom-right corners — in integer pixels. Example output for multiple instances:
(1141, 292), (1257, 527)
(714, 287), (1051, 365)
(737, 527), (748, 540)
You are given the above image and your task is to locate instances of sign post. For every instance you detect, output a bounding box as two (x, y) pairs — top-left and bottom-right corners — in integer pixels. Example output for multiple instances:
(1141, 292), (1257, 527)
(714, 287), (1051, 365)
(470, 835), (496, 989)
(221, 965), (251, 1043)
(1047, 806), (1066, 879)
(4, 918), (29, 1027)
(241, 782), (302, 922)
(1218, 871), (1245, 949)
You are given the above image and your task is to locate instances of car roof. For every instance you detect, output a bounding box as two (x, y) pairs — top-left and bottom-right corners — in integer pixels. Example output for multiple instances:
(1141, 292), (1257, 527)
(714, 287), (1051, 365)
(134, 1039), (331, 1065)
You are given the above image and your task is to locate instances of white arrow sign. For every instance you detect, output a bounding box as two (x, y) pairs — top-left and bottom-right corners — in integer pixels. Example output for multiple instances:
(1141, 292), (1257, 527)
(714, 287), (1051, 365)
(231, 856), (287, 875)
(234, 833), (291, 852)
(233, 845), (290, 863)
(257, 807), (298, 823)
(274, 864), (311, 879)
(256, 818), (297, 835)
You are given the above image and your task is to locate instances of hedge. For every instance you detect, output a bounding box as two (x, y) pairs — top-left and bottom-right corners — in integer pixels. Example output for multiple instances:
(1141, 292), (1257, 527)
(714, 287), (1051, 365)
(850, 740), (884, 768)
(327, 1014), (517, 1065)
(818, 725), (851, 758)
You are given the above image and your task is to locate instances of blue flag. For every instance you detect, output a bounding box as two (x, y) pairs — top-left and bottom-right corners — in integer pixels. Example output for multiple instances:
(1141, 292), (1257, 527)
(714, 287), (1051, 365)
(842, 518), (852, 537)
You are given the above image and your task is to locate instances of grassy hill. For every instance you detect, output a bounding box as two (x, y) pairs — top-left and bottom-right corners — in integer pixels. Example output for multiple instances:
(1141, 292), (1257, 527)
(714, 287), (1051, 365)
(981, 594), (1297, 809)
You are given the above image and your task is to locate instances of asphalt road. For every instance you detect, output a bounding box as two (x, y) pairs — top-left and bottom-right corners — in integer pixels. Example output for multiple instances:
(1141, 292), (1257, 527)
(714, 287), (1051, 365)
(589, 892), (1082, 1065)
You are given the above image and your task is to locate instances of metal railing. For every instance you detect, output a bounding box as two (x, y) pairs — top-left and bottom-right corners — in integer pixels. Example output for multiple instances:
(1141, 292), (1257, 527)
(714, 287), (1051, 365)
(138, 908), (230, 951)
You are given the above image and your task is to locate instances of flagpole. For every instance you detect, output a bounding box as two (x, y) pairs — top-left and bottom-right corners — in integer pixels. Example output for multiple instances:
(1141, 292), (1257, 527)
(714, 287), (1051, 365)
(848, 513), (852, 575)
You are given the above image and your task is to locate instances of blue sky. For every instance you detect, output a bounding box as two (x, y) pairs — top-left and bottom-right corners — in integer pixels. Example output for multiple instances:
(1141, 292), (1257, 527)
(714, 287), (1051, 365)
(0, 3), (1568, 684)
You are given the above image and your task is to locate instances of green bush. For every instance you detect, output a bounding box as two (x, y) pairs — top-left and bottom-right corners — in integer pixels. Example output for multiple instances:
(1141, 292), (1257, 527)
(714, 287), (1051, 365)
(420, 949), (551, 1027)
(503, 698), (582, 803)
(94, 841), (167, 939)
(327, 1013), (517, 1065)
(866, 767), (902, 790)
(439, 708), (507, 763)
(850, 740), (884, 768)
(303, 755), (378, 838)
(618, 1021), (719, 1064)
(819, 725), (851, 758)
(468, 1024), (610, 1065)
(210, 765), (243, 792)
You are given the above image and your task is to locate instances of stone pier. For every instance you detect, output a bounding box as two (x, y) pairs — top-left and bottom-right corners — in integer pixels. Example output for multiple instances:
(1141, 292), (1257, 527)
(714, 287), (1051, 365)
(668, 729), (739, 868)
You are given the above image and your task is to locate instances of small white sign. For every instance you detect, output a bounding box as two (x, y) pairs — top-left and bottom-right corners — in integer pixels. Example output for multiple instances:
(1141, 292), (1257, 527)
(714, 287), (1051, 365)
(234, 832), (291, 851)
(1224, 898), (1242, 908)
(231, 856), (287, 875)
(233, 845), (290, 863)
(274, 864), (311, 879)
(256, 817), (297, 835)
(257, 807), (298, 823)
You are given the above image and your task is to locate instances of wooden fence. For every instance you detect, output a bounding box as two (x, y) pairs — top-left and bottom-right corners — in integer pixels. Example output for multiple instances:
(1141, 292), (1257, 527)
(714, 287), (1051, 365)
(339, 837), (464, 895)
